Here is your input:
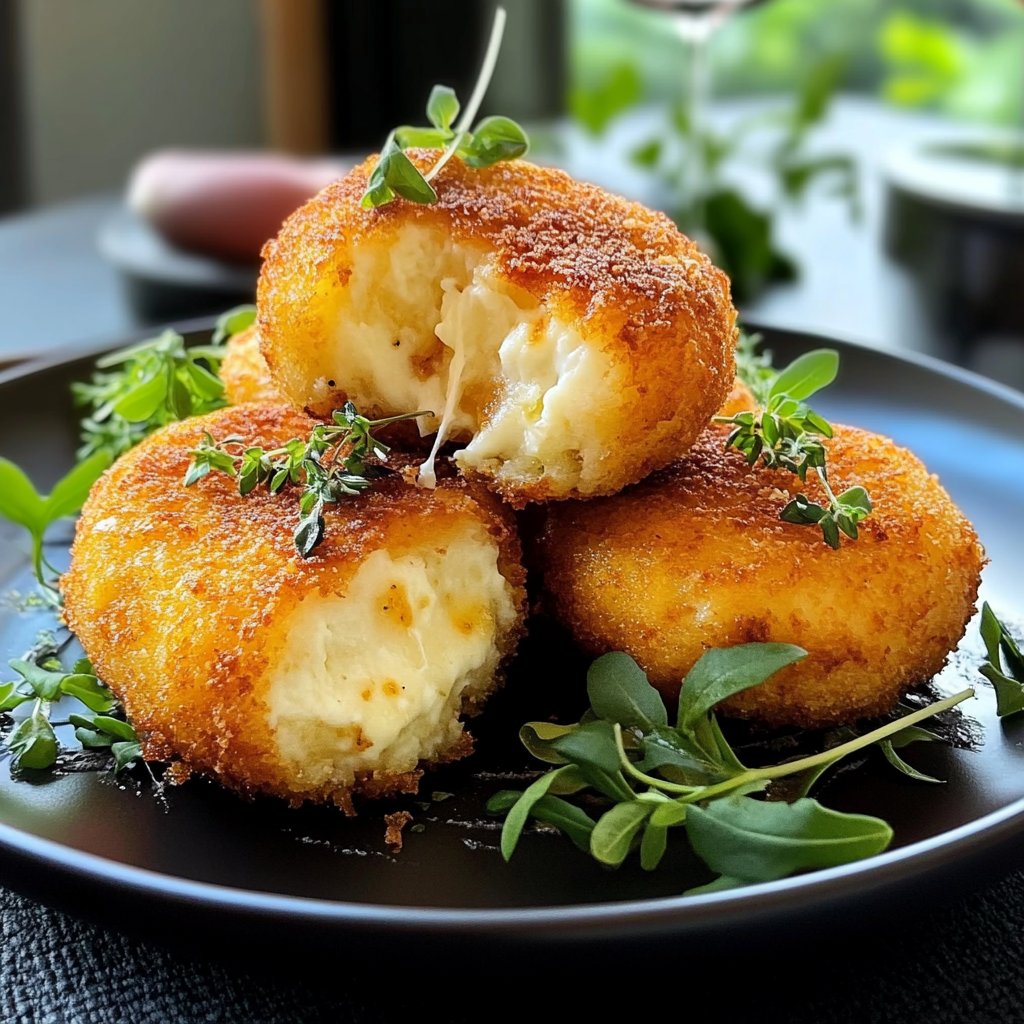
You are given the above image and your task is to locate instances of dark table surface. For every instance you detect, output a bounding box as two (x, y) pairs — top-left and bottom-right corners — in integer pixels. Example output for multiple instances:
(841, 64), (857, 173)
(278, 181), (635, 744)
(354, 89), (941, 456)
(4, 98), (1024, 1022)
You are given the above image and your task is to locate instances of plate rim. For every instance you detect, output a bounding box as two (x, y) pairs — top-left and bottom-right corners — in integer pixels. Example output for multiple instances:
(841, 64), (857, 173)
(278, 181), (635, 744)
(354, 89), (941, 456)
(2, 319), (1024, 941)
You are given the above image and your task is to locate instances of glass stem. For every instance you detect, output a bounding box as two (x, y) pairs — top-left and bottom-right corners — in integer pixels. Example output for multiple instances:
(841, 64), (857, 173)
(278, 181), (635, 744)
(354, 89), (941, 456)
(686, 32), (709, 235)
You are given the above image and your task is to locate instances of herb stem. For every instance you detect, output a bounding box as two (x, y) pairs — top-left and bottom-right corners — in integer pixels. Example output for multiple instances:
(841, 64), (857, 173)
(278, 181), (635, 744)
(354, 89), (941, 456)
(613, 724), (701, 795)
(424, 6), (507, 184)
(682, 688), (974, 804)
(614, 689), (974, 806)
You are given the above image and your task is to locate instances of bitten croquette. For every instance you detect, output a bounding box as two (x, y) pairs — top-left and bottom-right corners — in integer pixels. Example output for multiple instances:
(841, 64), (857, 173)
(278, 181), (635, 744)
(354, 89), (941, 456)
(539, 424), (985, 729)
(258, 154), (738, 506)
(61, 403), (527, 809)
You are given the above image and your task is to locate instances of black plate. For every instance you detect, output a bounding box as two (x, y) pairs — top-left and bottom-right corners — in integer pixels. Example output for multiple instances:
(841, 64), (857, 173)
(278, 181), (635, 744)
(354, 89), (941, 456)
(2, 323), (1024, 956)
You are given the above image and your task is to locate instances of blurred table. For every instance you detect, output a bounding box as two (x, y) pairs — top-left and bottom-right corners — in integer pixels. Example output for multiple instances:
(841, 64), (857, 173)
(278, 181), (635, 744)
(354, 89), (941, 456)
(5, 97), (1024, 1023)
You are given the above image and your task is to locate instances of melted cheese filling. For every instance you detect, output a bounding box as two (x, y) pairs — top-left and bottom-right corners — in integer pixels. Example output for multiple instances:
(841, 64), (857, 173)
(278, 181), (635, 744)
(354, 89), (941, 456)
(265, 528), (517, 791)
(329, 222), (617, 493)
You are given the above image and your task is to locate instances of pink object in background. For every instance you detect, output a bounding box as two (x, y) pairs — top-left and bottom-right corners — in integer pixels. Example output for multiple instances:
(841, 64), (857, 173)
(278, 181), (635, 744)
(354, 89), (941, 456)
(127, 150), (351, 264)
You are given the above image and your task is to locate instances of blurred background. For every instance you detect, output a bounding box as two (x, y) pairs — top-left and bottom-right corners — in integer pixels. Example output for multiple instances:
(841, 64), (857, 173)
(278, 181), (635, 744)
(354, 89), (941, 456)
(3, 0), (1024, 388)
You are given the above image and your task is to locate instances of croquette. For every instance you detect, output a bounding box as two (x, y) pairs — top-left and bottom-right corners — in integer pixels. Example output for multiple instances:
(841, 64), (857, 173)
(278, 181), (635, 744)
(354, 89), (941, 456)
(538, 424), (985, 729)
(258, 154), (738, 506)
(220, 324), (286, 406)
(61, 403), (527, 809)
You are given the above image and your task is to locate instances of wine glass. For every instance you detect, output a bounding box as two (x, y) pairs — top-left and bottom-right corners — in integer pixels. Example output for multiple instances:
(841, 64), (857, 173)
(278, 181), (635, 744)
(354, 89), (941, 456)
(625, 0), (767, 236)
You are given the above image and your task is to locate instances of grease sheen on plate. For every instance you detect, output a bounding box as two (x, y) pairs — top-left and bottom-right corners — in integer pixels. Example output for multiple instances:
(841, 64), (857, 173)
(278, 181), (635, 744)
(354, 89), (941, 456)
(2, 322), (1024, 949)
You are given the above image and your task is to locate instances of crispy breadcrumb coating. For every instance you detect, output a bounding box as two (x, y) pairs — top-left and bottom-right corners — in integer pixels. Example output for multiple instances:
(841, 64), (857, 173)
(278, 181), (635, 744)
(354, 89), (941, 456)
(220, 324), (286, 406)
(539, 424), (985, 728)
(258, 154), (737, 506)
(62, 403), (527, 809)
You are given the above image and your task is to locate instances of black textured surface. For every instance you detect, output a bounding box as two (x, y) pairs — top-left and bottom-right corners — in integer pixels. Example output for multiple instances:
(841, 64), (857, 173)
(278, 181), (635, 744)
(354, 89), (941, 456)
(4, 872), (1024, 1023)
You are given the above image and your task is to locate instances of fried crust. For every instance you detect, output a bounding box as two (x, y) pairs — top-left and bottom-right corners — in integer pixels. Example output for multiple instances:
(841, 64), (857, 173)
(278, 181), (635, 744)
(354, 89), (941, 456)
(539, 424), (985, 728)
(220, 325), (286, 406)
(61, 403), (527, 807)
(258, 154), (737, 503)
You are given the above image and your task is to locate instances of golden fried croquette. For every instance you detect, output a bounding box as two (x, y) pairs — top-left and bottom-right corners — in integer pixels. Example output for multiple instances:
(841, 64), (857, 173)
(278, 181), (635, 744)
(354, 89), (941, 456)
(62, 403), (527, 808)
(718, 379), (756, 418)
(538, 424), (984, 729)
(258, 154), (737, 506)
(220, 324), (287, 406)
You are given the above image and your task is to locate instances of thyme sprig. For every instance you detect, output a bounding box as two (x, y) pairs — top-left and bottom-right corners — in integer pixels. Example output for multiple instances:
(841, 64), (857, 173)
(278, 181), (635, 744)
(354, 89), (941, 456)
(186, 402), (430, 557)
(717, 337), (872, 549)
(360, 7), (529, 210)
(488, 646), (973, 891)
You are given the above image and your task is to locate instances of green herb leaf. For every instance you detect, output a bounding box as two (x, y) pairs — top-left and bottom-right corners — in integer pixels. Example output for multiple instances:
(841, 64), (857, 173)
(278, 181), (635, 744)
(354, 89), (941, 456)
(426, 85), (460, 133)
(979, 603), (1024, 717)
(0, 682), (31, 713)
(59, 673), (117, 713)
(587, 651), (667, 731)
(768, 349), (839, 403)
(499, 765), (577, 862)
(90, 715), (138, 742)
(44, 451), (111, 522)
(0, 458), (47, 535)
(8, 701), (58, 769)
(211, 304), (257, 345)
(549, 719), (623, 774)
(878, 738), (942, 783)
(8, 659), (65, 701)
(111, 740), (142, 772)
(382, 144), (438, 204)
(649, 800), (689, 827)
(677, 643), (807, 731)
(530, 795), (596, 853)
(486, 790), (523, 814)
(519, 721), (575, 764)
(637, 725), (725, 786)
(112, 373), (169, 423)
(394, 126), (450, 149)
(686, 795), (893, 884)
(591, 800), (652, 866)
(639, 821), (669, 870)
(459, 116), (529, 167)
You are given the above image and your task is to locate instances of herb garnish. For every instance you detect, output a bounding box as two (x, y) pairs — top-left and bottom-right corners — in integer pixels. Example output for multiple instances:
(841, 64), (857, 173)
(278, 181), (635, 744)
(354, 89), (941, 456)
(0, 453), (111, 595)
(74, 305), (254, 462)
(979, 603), (1024, 718)
(186, 401), (429, 557)
(717, 335), (872, 549)
(0, 307), (255, 595)
(1, 637), (140, 773)
(488, 645), (973, 892)
(360, 7), (529, 210)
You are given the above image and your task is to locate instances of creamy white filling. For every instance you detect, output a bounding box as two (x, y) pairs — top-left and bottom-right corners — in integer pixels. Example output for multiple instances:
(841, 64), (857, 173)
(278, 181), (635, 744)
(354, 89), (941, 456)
(265, 529), (517, 790)
(454, 315), (615, 491)
(329, 222), (617, 493)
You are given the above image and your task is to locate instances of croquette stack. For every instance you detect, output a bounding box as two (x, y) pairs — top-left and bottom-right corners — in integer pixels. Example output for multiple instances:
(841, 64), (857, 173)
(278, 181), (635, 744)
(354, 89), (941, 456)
(62, 155), (984, 810)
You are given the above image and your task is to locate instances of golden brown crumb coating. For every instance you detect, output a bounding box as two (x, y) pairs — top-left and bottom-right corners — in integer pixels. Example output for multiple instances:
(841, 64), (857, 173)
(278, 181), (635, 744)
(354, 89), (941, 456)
(62, 403), (527, 808)
(220, 324), (287, 406)
(258, 154), (737, 506)
(539, 424), (985, 728)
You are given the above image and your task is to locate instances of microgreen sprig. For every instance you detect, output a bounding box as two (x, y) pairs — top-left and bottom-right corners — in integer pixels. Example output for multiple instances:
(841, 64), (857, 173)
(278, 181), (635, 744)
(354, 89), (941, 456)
(0, 453), (111, 595)
(717, 338), (872, 549)
(979, 603), (1024, 718)
(186, 401), (430, 557)
(360, 7), (529, 210)
(489, 646), (973, 891)
(1, 643), (140, 774)
(74, 305), (255, 463)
